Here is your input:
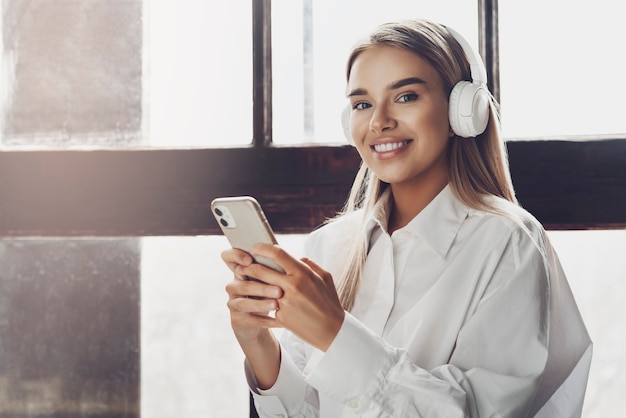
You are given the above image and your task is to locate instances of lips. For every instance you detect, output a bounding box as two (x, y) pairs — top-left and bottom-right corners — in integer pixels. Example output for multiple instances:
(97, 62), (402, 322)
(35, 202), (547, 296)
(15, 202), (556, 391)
(372, 140), (411, 153)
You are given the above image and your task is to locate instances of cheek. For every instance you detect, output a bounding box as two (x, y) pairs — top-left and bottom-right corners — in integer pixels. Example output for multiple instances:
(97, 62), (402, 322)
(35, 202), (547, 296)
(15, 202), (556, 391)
(421, 102), (451, 134)
(350, 114), (368, 142)
(439, 99), (452, 128)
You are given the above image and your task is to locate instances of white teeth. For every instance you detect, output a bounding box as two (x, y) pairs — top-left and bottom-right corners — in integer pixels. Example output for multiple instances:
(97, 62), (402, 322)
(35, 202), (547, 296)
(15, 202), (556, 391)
(373, 140), (409, 153)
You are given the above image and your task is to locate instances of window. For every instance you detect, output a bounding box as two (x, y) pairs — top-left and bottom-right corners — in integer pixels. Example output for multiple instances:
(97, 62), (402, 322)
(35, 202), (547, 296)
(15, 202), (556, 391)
(0, 1), (624, 417)
(271, 0), (477, 144)
(499, 0), (626, 138)
(0, 1), (143, 415)
(1, 1), (142, 147)
(0, 239), (139, 415)
(146, 2), (253, 147)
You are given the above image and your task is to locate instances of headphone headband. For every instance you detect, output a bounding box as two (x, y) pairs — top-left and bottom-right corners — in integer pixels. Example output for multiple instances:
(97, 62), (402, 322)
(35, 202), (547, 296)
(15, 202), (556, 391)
(443, 26), (487, 86)
(443, 25), (490, 138)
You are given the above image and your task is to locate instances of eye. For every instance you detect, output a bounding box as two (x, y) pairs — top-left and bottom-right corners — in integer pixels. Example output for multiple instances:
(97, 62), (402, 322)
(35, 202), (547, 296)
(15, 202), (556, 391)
(353, 102), (372, 110)
(397, 93), (418, 103)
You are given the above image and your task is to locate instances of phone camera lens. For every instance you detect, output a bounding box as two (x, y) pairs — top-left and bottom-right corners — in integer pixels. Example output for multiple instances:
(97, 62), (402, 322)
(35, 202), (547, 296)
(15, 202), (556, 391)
(220, 218), (229, 227)
(214, 208), (223, 216)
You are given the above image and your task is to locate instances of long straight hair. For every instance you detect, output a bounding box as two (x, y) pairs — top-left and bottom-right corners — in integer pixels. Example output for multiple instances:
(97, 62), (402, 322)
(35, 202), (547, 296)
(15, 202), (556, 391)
(336, 19), (517, 311)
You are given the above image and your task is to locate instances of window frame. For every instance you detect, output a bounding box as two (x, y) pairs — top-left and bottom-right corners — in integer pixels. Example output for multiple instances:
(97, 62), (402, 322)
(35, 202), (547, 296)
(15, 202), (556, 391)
(0, 0), (624, 238)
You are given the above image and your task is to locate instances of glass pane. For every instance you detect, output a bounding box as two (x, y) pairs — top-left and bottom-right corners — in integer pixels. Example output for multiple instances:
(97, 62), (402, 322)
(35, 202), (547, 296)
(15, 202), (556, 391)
(0, 239), (140, 417)
(500, 1), (626, 139)
(146, 2), (253, 147)
(0, 1), (143, 147)
(0, 1), (253, 149)
(271, 0), (478, 144)
(547, 230), (626, 417)
(140, 234), (304, 417)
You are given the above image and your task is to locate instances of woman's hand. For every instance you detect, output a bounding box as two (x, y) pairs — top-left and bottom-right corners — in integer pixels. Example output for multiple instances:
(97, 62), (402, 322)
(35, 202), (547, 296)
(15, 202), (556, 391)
(222, 248), (284, 345)
(236, 243), (346, 352)
(222, 248), (285, 389)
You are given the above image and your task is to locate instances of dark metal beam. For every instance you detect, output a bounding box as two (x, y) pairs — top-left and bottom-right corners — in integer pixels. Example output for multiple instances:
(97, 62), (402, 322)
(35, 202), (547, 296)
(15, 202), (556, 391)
(0, 140), (625, 237)
(252, 0), (273, 146)
(507, 139), (626, 230)
(478, 0), (500, 102)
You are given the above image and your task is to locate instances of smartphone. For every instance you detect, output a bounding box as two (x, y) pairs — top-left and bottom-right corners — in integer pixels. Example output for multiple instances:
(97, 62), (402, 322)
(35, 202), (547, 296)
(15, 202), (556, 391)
(211, 196), (284, 273)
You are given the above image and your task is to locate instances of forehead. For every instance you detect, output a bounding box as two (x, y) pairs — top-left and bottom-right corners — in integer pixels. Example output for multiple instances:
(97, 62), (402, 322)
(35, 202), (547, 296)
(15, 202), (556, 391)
(348, 45), (442, 90)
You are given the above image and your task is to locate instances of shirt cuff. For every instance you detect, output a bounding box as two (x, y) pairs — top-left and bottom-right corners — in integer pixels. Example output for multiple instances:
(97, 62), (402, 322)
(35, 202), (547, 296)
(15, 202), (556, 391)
(304, 312), (397, 413)
(245, 344), (307, 416)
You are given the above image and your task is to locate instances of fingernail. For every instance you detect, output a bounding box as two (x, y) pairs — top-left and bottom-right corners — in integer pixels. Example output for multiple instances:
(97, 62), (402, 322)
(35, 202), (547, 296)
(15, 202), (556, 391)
(243, 255), (253, 265)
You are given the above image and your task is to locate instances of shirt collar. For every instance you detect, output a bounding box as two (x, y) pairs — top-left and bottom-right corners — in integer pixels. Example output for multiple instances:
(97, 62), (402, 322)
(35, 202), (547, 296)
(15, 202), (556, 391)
(366, 185), (470, 258)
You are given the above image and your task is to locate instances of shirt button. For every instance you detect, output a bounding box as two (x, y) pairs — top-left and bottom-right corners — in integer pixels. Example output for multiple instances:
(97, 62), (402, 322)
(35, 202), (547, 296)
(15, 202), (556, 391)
(348, 399), (360, 409)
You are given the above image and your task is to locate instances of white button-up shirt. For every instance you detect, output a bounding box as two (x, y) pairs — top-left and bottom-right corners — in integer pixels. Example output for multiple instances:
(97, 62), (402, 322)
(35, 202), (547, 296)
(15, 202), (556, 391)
(247, 186), (592, 417)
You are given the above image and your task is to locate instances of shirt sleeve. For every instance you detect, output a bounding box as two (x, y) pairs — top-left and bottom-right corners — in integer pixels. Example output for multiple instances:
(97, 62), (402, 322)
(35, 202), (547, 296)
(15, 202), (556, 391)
(246, 334), (320, 418)
(303, 227), (551, 418)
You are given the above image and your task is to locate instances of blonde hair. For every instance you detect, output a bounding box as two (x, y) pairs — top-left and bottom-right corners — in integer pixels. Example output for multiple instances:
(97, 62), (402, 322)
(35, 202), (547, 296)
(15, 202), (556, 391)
(336, 19), (517, 311)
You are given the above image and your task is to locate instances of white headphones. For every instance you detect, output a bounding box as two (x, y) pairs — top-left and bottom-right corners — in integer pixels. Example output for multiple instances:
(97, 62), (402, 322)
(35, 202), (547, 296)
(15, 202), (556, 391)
(342, 24), (490, 144)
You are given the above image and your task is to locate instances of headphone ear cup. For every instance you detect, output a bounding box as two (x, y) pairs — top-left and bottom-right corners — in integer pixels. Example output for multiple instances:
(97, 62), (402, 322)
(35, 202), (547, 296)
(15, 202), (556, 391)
(341, 104), (354, 146)
(448, 81), (490, 138)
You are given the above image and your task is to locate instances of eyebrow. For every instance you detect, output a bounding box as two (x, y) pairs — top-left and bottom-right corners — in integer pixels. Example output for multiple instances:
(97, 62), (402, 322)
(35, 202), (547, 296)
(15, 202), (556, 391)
(390, 76), (427, 90)
(347, 76), (428, 97)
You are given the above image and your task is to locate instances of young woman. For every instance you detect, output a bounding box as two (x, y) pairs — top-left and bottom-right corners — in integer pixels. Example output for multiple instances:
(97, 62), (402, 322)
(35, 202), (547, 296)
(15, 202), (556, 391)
(222, 19), (592, 417)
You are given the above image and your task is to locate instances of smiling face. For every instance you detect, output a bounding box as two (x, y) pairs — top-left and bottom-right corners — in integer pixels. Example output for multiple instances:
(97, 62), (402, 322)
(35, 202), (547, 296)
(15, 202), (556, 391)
(347, 45), (453, 193)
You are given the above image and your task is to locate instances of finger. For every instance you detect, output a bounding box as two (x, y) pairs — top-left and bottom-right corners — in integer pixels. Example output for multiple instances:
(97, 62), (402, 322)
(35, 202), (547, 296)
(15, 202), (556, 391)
(250, 243), (304, 274)
(235, 261), (286, 287)
(221, 248), (254, 271)
(228, 296), (279, 314)
(301, 257), (333, 284)
(225, 279), (283, 300)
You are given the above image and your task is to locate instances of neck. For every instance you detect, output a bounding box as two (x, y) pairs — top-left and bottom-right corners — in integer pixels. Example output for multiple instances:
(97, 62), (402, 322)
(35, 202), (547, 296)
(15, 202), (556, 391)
(388, 176), (448, 234)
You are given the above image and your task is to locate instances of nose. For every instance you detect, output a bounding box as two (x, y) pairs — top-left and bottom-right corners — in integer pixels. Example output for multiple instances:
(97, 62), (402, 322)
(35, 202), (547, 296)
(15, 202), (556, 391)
(369, 104), (396, 134)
